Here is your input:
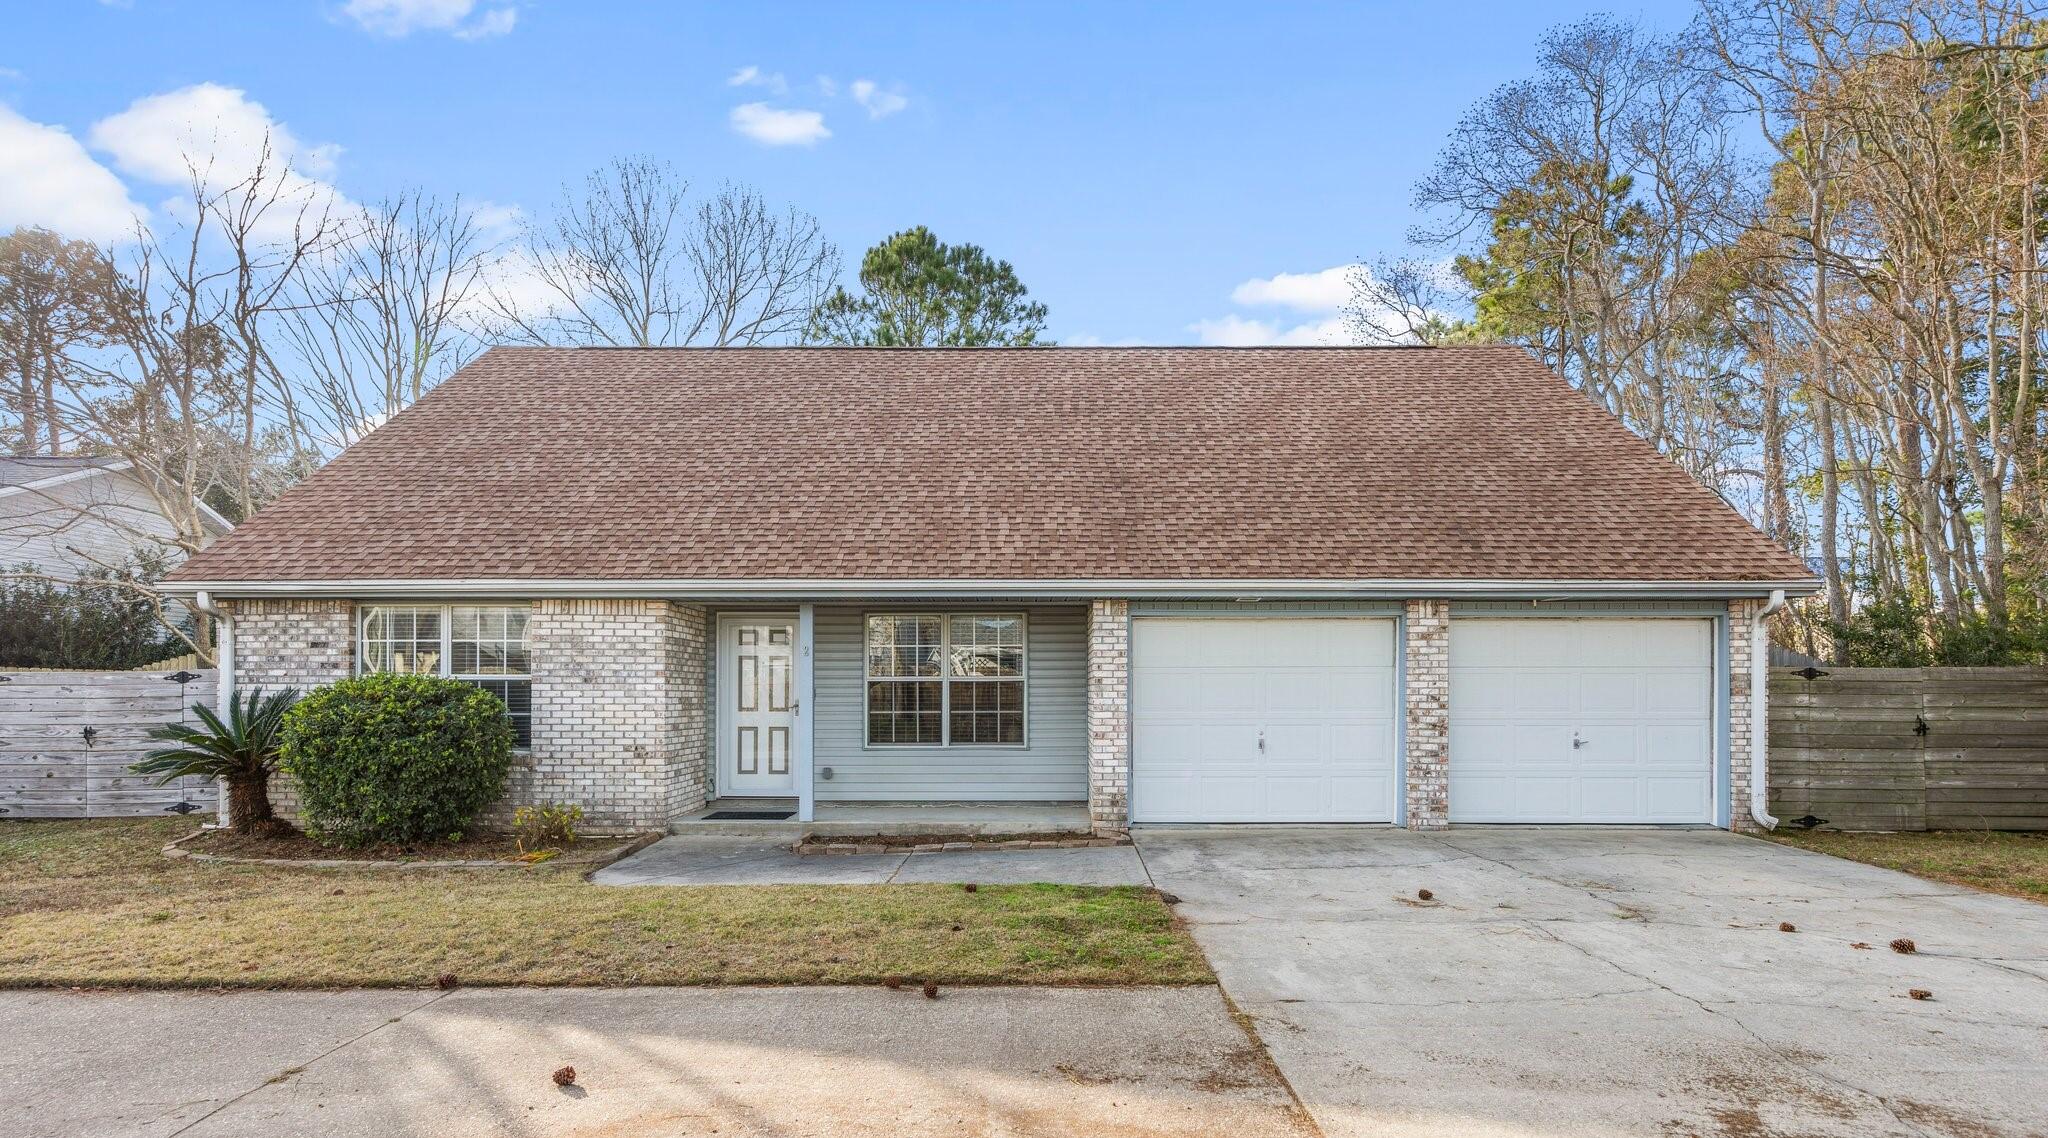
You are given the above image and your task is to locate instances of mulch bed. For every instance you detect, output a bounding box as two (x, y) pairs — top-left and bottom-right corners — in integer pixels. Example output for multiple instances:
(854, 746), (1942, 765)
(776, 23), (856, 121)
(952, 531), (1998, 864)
(792, 831), (1125, 856)
(173, 828), (656, 869)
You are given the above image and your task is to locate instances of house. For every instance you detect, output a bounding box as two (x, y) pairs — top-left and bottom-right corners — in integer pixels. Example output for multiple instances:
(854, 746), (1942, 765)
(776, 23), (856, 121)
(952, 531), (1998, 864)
(161, 347), (1818, 834)
(1, 456), (234, 579)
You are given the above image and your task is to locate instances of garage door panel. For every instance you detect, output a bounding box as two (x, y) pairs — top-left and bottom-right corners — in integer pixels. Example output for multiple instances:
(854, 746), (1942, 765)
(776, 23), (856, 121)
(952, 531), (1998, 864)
(1645, 670), (1711, 715)
(1262, 670), (1328, 715)
(1452, 669), (1517, 716)
(1133, 618), (1395, 823)
(1578, 672), (1641, 715)
(1645, 777), (1710, 818)
(1512, 671), (1574, 717)
(1451, 619), (1714, 825)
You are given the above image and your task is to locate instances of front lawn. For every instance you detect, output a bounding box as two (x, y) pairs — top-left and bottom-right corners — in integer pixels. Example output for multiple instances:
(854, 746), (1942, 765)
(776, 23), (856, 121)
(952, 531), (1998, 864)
(0, 819), (1209, 989)
(1763, 828), (2048, 903)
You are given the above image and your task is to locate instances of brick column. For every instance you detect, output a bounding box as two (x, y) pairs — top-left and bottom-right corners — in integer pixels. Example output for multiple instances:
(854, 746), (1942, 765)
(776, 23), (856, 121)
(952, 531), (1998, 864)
(1086, 599), (1131, 835)
(1403, 599), (1450, 829)
(525, 599), (709, 833)
(1727, 598), (1761, 832)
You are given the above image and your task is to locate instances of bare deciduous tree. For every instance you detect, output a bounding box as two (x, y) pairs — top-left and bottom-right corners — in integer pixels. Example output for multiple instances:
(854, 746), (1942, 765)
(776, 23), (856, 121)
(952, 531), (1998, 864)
(486, 157), (838, 347)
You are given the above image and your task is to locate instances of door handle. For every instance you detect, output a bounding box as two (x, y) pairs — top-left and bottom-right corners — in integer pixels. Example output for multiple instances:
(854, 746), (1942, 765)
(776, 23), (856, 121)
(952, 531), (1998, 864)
(1258, 731), (1266, 753)
(1572, 731), (1587, 749)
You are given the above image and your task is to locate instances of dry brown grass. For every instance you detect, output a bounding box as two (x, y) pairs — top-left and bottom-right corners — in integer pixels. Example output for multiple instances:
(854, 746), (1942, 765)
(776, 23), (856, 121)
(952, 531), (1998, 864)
(1763, 829), (2048, 903)
(0, 819), (1210, 989)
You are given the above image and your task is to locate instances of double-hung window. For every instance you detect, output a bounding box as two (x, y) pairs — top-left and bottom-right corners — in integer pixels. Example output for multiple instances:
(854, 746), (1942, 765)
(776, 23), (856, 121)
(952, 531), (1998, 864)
(359, 604), (532, 747)
(865, 614), (1025, 747)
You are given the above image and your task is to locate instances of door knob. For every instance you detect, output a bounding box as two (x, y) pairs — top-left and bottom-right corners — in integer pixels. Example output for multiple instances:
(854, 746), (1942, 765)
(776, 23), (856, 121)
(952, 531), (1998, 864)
(1572, 732), (1587, 749)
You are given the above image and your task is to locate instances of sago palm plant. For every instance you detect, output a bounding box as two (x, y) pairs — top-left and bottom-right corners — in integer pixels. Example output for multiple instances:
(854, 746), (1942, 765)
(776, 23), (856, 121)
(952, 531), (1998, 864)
(133, 687), (301, 835)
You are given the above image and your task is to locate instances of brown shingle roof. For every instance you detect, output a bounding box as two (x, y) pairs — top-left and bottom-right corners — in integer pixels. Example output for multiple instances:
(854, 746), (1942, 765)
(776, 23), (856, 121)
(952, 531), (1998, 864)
(167, 346), (1811, 586)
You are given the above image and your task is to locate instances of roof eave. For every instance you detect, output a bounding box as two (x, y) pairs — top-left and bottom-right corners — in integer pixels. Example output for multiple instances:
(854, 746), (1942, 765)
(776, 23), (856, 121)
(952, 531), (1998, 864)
(160, 576), (1826, 602)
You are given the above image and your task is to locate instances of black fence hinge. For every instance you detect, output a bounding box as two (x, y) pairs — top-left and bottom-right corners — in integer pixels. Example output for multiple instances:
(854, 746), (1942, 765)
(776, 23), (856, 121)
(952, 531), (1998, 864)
(164, 670), (203, 684)
(80, 725), (98, 747)
(1913, 714), (1931, 737)
(1792, 666), (1830, 680)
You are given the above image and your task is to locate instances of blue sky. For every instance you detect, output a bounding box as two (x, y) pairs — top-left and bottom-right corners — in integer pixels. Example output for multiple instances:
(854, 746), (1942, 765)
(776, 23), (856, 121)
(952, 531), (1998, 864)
(4, 0), (1698, 345)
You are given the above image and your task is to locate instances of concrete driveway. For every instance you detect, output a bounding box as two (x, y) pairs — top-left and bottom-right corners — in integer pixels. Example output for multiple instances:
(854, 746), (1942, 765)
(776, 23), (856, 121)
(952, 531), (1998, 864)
(1136, 827), (2048, 1138)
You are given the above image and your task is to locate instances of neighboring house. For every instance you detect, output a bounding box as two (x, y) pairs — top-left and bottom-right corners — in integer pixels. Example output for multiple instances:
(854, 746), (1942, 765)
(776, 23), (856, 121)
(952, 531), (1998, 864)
(0, 456), (234, 579)
(162, 347), (1819, 835)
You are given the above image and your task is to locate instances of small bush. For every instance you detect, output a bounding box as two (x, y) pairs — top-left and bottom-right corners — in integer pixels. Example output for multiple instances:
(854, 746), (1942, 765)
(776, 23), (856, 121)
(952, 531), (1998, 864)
(513, 802), (583, 853)
(279, 673), (513, 848)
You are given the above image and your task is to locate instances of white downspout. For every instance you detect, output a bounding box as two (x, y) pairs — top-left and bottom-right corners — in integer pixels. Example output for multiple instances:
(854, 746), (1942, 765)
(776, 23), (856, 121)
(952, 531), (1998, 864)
(192, 590), (234, 828)
(1749, 588), (1787, 831)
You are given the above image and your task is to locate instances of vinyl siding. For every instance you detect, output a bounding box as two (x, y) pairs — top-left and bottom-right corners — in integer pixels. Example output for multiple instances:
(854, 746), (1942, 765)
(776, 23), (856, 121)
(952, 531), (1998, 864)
(0, 469), (222, 575)
(813, 604), (1087, 802)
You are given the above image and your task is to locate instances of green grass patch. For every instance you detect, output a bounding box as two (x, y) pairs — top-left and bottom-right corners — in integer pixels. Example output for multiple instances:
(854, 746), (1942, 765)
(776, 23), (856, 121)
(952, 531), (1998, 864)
(1763, 828), (2048, 903)
(0, 819), (1210, 989)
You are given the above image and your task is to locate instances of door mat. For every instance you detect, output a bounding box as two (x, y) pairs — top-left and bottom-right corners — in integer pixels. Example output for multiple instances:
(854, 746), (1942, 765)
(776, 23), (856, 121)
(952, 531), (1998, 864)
(700, 810), (796, 821)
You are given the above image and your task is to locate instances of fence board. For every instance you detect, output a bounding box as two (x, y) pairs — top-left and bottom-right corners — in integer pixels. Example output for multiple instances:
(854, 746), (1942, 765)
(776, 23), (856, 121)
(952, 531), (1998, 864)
(1768, 666), (2048, 831)
(0, 669), (217, 819)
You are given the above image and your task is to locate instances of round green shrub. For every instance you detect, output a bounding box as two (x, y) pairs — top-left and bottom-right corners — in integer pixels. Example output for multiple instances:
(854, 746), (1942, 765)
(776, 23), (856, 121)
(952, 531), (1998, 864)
(279, 672), (514, 847)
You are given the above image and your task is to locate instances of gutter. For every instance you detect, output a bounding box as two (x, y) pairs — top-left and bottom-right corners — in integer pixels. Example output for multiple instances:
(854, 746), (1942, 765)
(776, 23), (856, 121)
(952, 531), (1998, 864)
(157, 576), (1827, 602)
(1749, 588), (1787, 831)
(191, 589), (234, 710)
(192, 590), (235, 829)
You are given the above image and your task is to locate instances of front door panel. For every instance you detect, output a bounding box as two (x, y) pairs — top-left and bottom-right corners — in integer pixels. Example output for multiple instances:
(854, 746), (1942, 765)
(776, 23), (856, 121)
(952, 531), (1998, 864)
(724, 618), (797, 795)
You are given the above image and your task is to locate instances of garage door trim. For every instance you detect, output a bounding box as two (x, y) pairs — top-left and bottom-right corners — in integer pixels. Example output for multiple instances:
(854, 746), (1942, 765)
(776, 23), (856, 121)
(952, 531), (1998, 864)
(1130, 614), (1403, 824)
(1446, 613), (1729, 826)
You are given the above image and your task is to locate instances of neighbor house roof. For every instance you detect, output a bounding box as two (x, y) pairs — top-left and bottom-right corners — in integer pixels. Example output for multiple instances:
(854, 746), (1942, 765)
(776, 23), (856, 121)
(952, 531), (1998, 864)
(0, 455), (130, 491)
(165, 346), (1814, 593)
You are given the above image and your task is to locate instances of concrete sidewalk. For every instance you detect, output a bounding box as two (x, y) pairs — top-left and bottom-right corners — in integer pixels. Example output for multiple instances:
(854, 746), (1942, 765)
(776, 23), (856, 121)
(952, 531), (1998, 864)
(592, 836), (1153, 886)
(5, 986), (1308, 1138)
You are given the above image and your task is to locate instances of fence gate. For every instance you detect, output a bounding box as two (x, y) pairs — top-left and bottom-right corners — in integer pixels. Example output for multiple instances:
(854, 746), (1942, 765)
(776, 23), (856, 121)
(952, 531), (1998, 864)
(0, 669), (218, 819)
(1769, 666), (2048, 831)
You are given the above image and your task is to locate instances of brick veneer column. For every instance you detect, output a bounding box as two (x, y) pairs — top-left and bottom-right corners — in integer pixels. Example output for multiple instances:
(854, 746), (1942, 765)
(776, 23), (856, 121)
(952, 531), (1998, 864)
(221, 599), (354, 826)
(1727, 598), (1760, 832)
(1403, 599), (1450, 829)
(523, 599), (709, 833)
(1087, 599), (1131, 835)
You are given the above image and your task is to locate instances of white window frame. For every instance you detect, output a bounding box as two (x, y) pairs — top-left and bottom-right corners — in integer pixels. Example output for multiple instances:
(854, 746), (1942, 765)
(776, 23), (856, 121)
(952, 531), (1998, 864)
(863, 612), (1029, 749)
(356, 603), (533, 749)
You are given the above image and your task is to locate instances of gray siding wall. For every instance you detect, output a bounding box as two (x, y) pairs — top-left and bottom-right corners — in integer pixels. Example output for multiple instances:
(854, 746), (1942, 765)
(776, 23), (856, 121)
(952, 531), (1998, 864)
(813, 604), (1087, 802)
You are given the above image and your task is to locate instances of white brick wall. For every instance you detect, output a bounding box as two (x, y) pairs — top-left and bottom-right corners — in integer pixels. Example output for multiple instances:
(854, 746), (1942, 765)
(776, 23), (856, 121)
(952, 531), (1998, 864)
(520, 599), (709, 831)
(1086, 599), (1130, 835)
(221, 599), (354, 824)
(222, 597), (709, 834)
(1403, 599), (1450, 830)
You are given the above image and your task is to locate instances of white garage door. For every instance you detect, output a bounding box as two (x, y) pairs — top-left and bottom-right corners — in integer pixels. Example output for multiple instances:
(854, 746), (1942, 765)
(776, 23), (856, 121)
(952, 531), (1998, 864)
(1450, 619), (1716, 824)
(1131, 618), (1397, 823)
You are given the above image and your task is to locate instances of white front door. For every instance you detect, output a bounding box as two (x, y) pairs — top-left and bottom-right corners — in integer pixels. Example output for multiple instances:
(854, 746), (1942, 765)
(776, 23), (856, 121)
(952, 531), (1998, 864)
(1130, 618), (1398, 823)
(1449, 618), (1715, 824)
(719, 615), (797, 796)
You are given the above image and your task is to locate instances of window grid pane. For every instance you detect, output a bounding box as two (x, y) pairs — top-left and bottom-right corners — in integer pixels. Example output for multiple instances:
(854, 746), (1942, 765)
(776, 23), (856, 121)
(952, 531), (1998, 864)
(867, 613), (1025, 747)
(361, 604), (532, 749)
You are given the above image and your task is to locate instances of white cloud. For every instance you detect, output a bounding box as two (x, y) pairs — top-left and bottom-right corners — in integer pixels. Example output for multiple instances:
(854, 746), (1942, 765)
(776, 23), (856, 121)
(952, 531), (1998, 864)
(341, 0), (517, 39)
(849, 79), (907, 119)
(88, 84), (352, 238)
(729, 102), (829, 147)
(1188, 313), (1351, 347)
(727, 65), (789, 95)
(1229, 264), (1355, 312)
(91, 83), (338, 184)
(1187, 262), (1368, 346)
(0, 103), (145, 243)
(816, 75), (839, 98)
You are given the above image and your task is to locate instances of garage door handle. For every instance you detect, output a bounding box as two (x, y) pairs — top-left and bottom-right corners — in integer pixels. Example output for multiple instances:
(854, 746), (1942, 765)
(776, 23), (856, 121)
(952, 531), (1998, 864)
(1572, 732), (1587, 749)
(1258, 731), (1266, 753)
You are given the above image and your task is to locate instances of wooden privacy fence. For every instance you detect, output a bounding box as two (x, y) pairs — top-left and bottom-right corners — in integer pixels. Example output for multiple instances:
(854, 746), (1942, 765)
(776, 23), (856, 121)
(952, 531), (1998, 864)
(1768, 666), (2048, 831)
(0, 668), (218, 819)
